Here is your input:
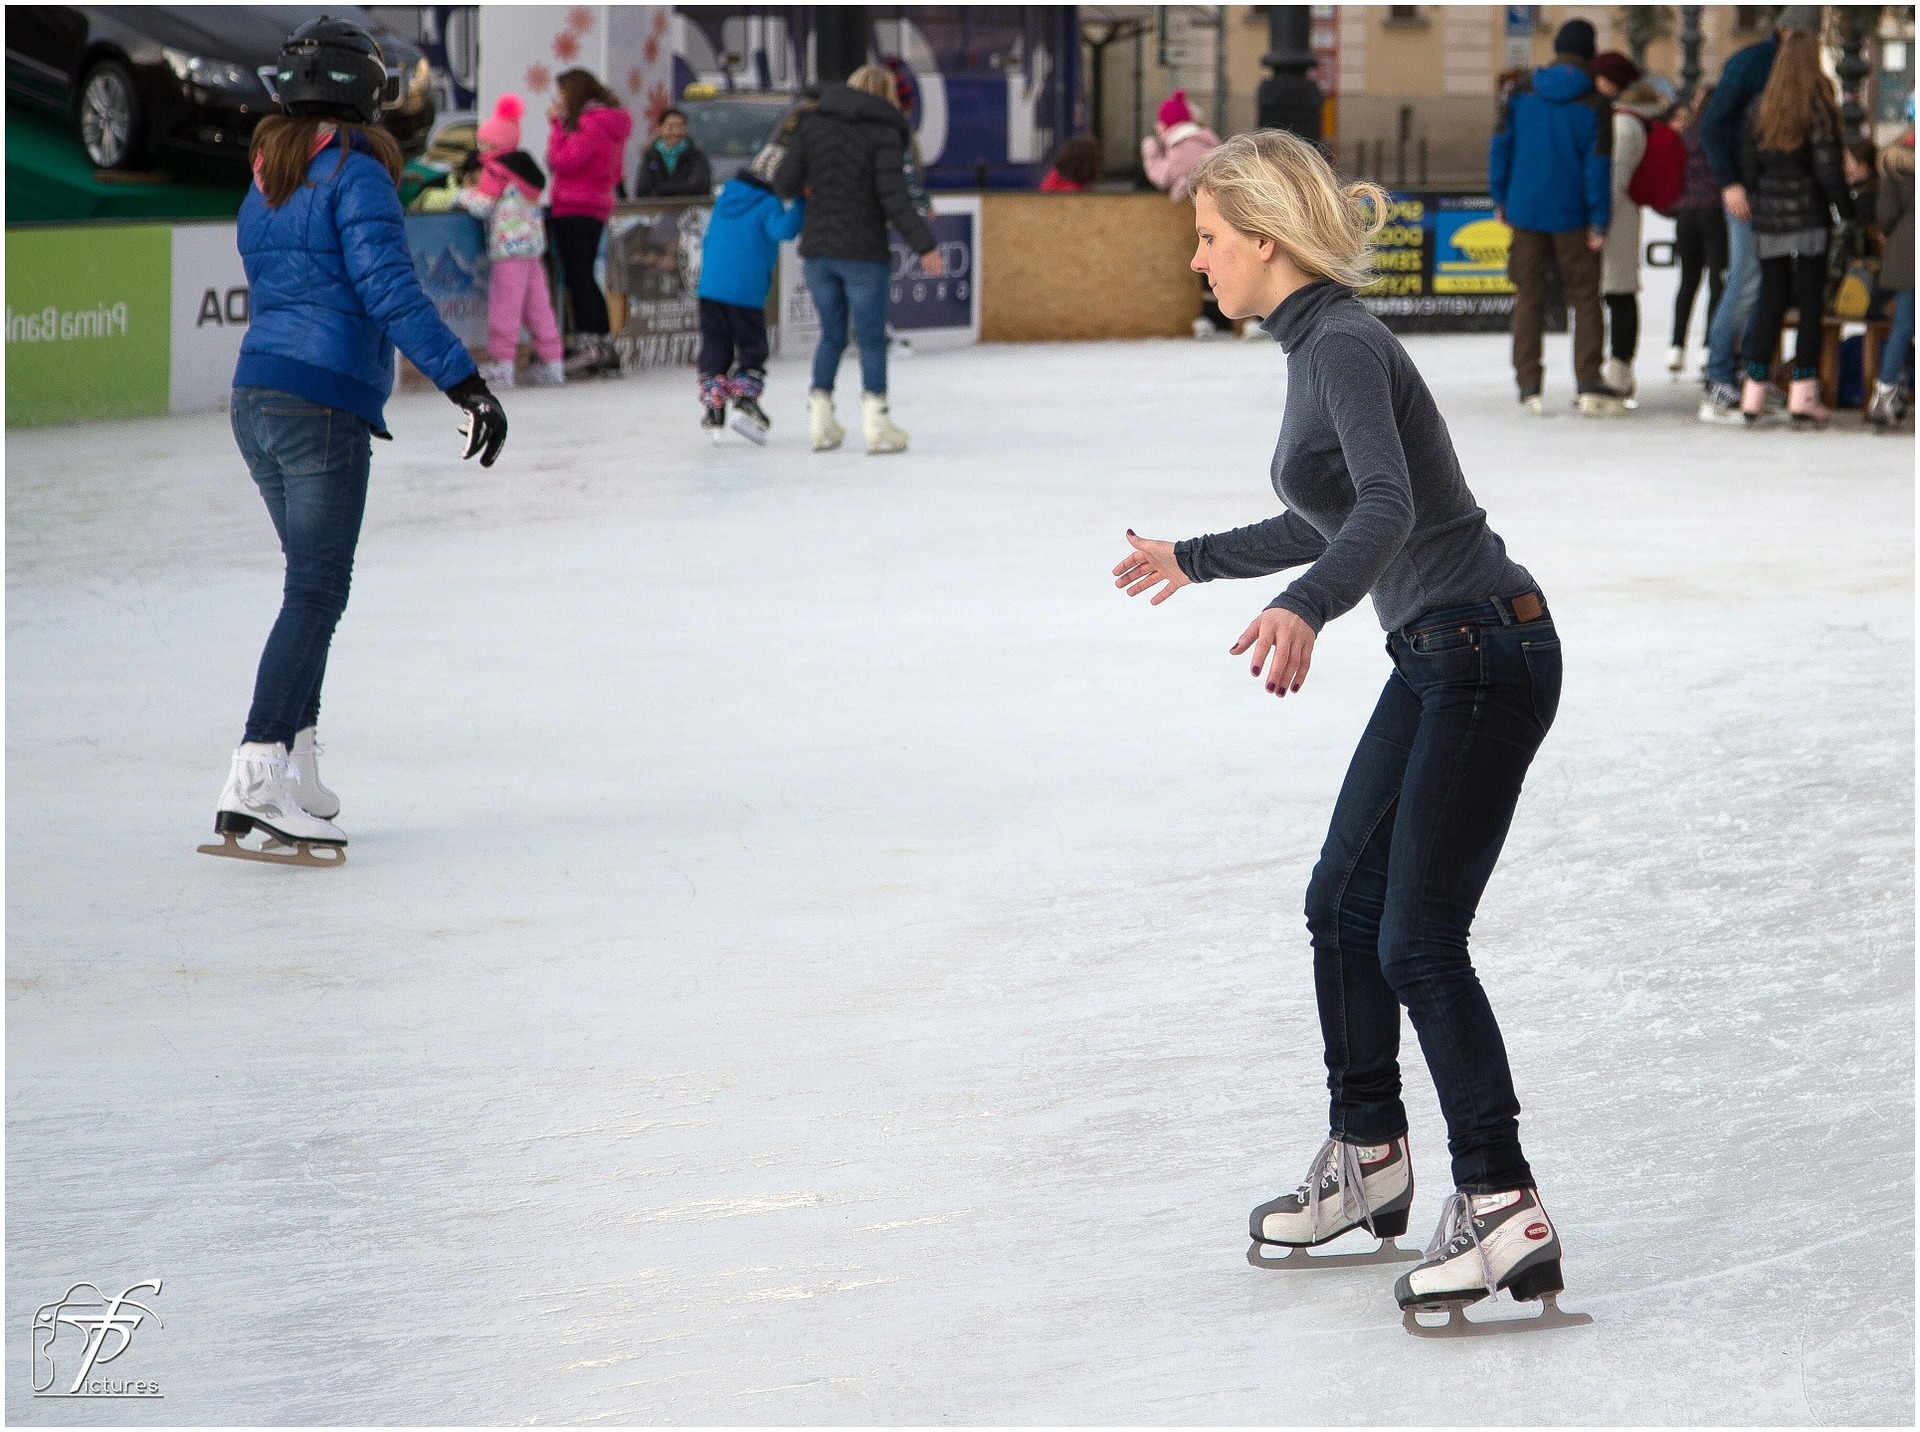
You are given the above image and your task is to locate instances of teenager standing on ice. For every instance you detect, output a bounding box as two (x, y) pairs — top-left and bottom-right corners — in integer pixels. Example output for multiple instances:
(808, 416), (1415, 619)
(1113, 131), (1574, 1331)
(204, 18), (506, 866)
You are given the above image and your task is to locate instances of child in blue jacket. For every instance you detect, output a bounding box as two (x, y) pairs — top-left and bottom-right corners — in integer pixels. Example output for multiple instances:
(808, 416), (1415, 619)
(204, 17), (507, 866)
(696, 141), (804, 443)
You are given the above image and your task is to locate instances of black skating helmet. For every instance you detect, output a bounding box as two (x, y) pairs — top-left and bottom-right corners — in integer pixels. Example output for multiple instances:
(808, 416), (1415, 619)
(271, 16), (398, 124)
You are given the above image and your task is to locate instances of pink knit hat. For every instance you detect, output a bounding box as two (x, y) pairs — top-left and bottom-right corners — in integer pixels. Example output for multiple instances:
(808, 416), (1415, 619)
(477, 93), (524, 151)
(1157, 89), (1193, 128)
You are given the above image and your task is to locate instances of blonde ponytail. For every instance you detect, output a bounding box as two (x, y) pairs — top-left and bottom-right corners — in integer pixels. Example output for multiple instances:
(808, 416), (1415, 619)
(1189, 130), (1387, 290)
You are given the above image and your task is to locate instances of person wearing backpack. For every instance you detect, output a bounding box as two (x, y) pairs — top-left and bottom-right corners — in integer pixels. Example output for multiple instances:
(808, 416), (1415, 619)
(1593, 55), (1680, 404)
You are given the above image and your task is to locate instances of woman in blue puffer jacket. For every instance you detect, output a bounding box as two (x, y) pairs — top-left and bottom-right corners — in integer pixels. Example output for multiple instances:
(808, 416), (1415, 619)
(203, 17), (507, 867)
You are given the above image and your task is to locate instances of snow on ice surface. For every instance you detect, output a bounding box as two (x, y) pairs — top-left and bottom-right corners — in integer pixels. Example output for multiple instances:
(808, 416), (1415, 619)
(7, 281), (1914, 1422)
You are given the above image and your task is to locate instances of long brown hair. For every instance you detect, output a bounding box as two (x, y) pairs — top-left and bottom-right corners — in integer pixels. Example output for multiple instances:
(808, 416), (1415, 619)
(555, 68), (621, 128)
(1752, 30), (1839, 152)
(250, 114), (402, 206)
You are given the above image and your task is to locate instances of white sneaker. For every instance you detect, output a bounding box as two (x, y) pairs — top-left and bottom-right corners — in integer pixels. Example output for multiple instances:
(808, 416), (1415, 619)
(524, 359), (566, 388)
(808, 389), (844, 452)
(1577, 389), (1630, 417)
(862, 391), (908, 454)
(1394, 1187), (1563, 1310)
(1666, 344), (1684, 375)
(1602, 357), (1635, 398)
(214, 742), (346, 846)
(477, 359), (516, 389)
(288, 727), (340, 819)
(1251, 1135), (1414, 1248)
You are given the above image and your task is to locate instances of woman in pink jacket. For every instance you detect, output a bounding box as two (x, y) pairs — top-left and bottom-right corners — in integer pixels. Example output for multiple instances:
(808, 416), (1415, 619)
(546, 68), (632, 376)
(1141, 89), (1229, 336)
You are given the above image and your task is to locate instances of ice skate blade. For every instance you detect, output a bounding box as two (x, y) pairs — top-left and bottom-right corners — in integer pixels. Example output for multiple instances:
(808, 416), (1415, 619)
(1247, 1237), (1419, 1270)
(730, 416), (769, 446)
(197, 831), (345, 868)
(1401, 1291), (1592, 1338)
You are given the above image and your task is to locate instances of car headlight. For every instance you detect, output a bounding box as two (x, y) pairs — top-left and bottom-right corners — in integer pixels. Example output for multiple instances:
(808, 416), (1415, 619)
(162, 48), (256, 93)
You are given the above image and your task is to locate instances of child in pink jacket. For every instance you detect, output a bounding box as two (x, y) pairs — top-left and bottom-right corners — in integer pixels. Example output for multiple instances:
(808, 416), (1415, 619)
(546, 69), (633, 376)
(1141, 89), (1221, 203)
(458, 94), (564, 388)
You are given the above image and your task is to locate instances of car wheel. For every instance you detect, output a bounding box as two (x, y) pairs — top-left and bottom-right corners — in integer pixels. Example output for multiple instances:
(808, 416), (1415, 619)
(78, 58), (142, 170)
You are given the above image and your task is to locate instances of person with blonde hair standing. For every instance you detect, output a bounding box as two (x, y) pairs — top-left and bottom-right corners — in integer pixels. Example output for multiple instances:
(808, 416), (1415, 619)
(775, 63), (941, 454)
(1113, 130), (1577, 1332)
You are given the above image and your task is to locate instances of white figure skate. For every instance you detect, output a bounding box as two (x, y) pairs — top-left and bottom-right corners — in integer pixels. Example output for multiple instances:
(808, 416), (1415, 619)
(199, 741), (347, 867)
(862, 392), (908, 454)
(1396, 1188), (1593, 1337)
(288, 726), (340, 818)
(1247, 1135), (1420, 1269)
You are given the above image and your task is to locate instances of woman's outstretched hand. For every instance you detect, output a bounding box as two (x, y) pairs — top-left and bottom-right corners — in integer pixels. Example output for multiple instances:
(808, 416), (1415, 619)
(1113, 530), (1191, 604)
(1232, 606), (1316, 698)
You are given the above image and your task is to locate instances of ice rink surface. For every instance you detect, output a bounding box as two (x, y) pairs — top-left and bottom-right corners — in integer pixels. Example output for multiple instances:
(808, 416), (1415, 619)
(8, 260), (1914, 1423)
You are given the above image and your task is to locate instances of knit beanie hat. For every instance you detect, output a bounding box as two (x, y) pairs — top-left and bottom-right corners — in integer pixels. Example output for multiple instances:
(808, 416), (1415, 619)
(1776, 6), (1822, 33)
(1157, 88), (1193, 128)
(1552, 19), (1596, 61)
(1592, 52), (1643, 91)
(477, 93), (524, 151)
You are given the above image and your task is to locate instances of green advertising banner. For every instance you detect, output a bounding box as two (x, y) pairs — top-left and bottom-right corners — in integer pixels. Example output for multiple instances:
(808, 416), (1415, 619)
(6, 224), (171, 425)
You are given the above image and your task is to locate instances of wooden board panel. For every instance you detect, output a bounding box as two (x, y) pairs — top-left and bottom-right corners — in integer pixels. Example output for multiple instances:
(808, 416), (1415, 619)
(980, 193), (1203, 341)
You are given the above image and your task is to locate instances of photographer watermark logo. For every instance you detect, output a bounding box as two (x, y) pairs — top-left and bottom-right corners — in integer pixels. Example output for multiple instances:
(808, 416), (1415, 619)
(31, 1280), (163, 1398)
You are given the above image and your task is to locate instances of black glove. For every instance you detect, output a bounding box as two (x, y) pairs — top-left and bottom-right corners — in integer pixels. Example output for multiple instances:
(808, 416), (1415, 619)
(446, 373), (508, 468)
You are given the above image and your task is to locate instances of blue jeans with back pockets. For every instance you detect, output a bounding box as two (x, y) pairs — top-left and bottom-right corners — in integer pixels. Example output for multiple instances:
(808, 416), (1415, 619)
(1705, 213), (1762, 387)
(1306, 593), (1562, 1194)
(804, 256), (891, 396)
(230, 386), (371, 748)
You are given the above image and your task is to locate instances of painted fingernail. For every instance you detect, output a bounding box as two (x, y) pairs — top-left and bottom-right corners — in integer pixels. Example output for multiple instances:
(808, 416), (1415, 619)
(1266, 683), (1276, 692)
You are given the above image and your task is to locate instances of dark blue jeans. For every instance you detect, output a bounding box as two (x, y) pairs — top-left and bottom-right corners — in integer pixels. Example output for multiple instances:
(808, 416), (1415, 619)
(804, 256), (890, 395)
(1305, 593), (1561, 1194)
(230, 386), (371, 748)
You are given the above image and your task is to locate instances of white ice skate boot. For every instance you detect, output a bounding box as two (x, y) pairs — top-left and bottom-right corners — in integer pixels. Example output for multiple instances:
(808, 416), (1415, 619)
(477, 358), (516, 389)
(199, 741), (346, 867)
(1666, 344), (1685, 375)
(808, 389), (844, 452)
(524, 360), (566, 388)
(288, 726), (340, 819)
(862, 392), (908, 454)
(1395, 1188), (1591, 1336)
(1247, 1135), (1418, 1268)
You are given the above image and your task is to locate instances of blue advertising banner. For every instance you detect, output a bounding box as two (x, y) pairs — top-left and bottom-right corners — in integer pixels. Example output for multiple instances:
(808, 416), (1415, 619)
(406, 212), (489, 352)
(888, 208), (975, 332)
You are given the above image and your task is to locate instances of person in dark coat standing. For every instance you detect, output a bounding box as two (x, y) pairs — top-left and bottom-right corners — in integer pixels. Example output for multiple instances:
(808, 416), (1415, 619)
(633, 107), (713, 197)
(1697, 5), (1824, 423)
(774, 65), (940, 455)
(1667, 83), (1729, 374)
(1486, 19), (1618, 416)
(1736, 27), (1853, 427)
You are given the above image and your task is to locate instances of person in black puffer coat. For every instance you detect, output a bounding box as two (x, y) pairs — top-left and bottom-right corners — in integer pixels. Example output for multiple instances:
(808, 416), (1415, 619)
(1736, 29), (1853, 426)
(775, 67), (940, 454)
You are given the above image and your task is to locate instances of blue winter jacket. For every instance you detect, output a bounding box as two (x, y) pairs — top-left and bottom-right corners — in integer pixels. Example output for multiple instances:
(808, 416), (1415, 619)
(697, 176), (804, 310)
(1701, 35), (1777, 189)
(1488, 63), (1614, 235)
(235, 129), (476, 431)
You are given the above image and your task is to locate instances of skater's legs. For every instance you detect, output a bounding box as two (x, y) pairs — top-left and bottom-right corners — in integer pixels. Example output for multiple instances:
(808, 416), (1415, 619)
(1305, 668), (1423, 1144)
(1706, 214), (1760, 386)
(839, 260), (891, 395)
(729, 304), (770, 398)
(1506, 229), (1551, 394)
(547, 215), (609, 336)
(1881, 289), (1915, 386)
(804, 259), (851, 392)
(1671, 209), (1706, 347)
(1376, 608), (1561, 1193)
(1742, 255), (1793, 381)
(230, 387), (371, 749)
(1604, 292), (1638, 365)
(486, 257), (534, 365)
(1552, 231), (1605, 391)
(518, 257), (565, 365)
(697, 298), (739, 384)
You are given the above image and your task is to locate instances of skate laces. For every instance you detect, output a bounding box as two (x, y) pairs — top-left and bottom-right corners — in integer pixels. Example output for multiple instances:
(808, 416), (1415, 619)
(1425, 1191), (1498, 1297)
(1295, 1137), (1379, 1241)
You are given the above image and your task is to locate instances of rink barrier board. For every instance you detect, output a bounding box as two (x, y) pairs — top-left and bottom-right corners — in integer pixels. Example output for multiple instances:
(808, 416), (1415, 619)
(979, 193), (1203, 341)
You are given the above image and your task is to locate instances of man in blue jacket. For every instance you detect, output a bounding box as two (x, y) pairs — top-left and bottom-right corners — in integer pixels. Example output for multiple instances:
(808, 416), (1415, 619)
(1696, 5), (1824, 423)
(1489, 18), (1617, 415)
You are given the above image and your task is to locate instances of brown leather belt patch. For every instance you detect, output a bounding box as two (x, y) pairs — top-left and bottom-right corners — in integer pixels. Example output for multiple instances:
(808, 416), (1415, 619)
(1511, 592), (1544, 623)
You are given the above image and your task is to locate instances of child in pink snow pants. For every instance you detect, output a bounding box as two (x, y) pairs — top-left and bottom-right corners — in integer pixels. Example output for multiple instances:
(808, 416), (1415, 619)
(459, 95), (564, 387)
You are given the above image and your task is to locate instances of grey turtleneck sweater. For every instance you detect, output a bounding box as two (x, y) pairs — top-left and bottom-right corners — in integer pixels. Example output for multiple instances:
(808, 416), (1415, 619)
(1173, 280), (1533, 633)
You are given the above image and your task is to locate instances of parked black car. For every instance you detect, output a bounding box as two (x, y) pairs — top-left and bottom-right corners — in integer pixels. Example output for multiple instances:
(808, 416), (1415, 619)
(5, 5), (435, 174)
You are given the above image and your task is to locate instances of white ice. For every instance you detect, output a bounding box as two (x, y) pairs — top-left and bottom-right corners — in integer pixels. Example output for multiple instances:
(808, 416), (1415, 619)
(8, 245), (1914, 1424)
